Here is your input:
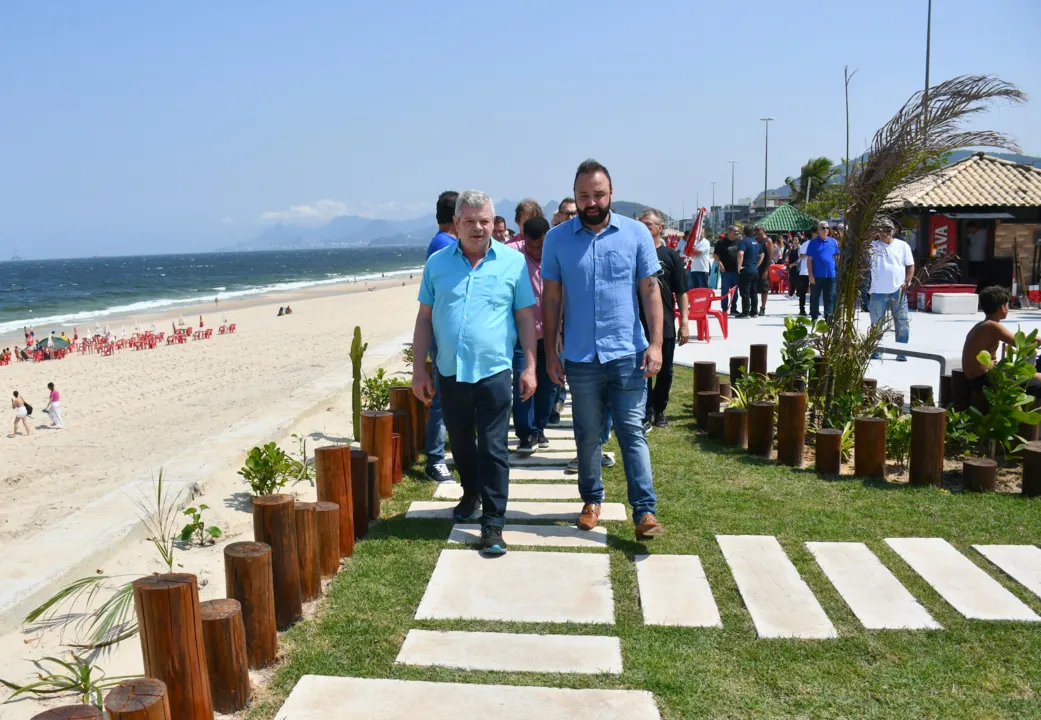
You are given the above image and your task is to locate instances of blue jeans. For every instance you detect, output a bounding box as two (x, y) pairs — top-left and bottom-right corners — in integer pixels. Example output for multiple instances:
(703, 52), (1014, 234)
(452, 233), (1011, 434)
(425, 344), (447, 467)
(810, 277), (836, 323)
(512, 339), (554, 440)
(869, 291), (910, 344)
(719, 271), (739, 313)
(688, 271), (709, 289)
(565, 353), (656, 522)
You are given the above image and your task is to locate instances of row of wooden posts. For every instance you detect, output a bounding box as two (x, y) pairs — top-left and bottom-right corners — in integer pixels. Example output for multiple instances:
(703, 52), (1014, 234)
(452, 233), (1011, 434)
(36, 385), (429, 720)
(693, 344), (1041, 496)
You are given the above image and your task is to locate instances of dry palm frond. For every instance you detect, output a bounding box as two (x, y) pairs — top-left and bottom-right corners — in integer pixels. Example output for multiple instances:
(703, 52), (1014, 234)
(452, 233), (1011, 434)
(910, 254), (961, 292)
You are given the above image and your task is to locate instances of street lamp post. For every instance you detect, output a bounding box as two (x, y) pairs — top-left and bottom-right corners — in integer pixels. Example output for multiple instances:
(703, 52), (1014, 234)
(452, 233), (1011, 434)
(760, 117), (774, 221)
(729, 161), (737, 227)
(710, 181), (716, 233)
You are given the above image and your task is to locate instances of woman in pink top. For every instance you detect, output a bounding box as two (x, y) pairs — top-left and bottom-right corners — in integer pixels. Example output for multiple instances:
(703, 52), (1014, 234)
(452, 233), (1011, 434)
(44, 382), (63, 429)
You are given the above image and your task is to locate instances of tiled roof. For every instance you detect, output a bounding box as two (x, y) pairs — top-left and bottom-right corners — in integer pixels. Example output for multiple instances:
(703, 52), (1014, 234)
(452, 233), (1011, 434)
(755, 203), (818, 232)
(888, 153), (1041, 209)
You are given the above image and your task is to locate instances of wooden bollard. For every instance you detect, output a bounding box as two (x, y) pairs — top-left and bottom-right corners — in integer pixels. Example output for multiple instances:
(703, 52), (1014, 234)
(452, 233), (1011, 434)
(252, 495), (302, 630)
(777, 392), (807, 468)
(349, 450), (369, 538)
(313, 445), (354, 558)
(749, 344), (768, 376)
(390, 411), (410, 470)
(361, 410), (395, 498)
(314, 501), (341, 577)
(293, 502), (321, 602)
(910, 384), (934, 407)
(730, 356), (748, 383)
(367, 457), (380, 525)
(862, 377), (878, 394)
(909, 406), (946, 486)
(718, 381), (732, 400)
(391, 433), (403, 484)
(939, 374), (952, 408)
(951, 369), (969, 411)
(694, 361), (717, 393)
(32, 707), (104, 720)
(105, 678), (171, 720)
(1022, 441), (1041, 497)
(389, 386), (416, 464)
(748, 401), (776, 458)
(964, 458), (997, 493)
(723, 407), (748, 448)
(815, 428), (842, 475)
(696, 390), (720, 431)
(854, 416), (887, 479)
(707, 411), (725, 441)
(223, 542), (277, 668)
(200, 599), (250, 714)
(132, 574), (213, 720)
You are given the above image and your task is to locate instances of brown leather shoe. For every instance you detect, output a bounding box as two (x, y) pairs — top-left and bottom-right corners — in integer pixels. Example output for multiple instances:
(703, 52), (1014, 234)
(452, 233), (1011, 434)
(577, 503), (601, 531)
(635, 513), (665, 539)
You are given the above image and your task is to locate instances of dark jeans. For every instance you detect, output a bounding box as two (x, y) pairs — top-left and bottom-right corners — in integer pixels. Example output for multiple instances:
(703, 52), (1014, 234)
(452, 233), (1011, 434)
(425, 344), (447, 467)
(437, 368), (512, 528)
(720, 271), (739, 313)
(810, 277), (836, 323)
(646, 338), (677, 417)
(513, 339), (554, 440)
(688, 271), (709, 289)
(794, 274), (810, 313)
(739, 270), (759, 316)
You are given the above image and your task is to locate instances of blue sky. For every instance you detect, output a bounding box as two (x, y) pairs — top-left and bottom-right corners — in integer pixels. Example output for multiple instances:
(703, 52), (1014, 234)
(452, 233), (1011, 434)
(1, 0), (1039, 258)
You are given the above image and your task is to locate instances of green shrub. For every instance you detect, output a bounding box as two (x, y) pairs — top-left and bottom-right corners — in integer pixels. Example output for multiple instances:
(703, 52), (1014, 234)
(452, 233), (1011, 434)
(239, 442), (293, 496)
(970, 328), (1041, 458)
(179, 504), (222, 546)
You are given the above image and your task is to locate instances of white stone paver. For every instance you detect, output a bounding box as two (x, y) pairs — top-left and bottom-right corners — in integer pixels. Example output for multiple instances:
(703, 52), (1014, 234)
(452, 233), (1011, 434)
(973, 544), (1041, 601)
(717, 535), (838, 639)
(276, 676), (658, 719)
(416, 550), (614, 624)
(806, 542), (941, 630)
(396, 629), (623, 674)
(509, 451), (605, 467)
(434, 482), (580, 500)
(406, 501), (626, 522)
(886, 538), (1040, 621)
(449, 524), (609, 549)
(509, 467), (572, 481)
(634, 555), (721, 627)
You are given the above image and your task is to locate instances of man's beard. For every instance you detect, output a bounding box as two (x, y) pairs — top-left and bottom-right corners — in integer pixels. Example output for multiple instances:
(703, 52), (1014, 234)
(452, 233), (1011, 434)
(580, 202), (610, 226)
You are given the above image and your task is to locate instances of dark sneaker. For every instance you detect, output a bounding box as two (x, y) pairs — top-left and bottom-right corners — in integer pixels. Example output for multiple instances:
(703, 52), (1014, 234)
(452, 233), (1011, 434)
(515, 435), (536, 456)
(453, 493), (481, 522)
(425, 463), (452, 483)
(477, 525), (508, 554)
(643, 417), (653, 432)
(536, 431), (550, 448)
(548, 412), (561, 425)
(734, 313), (748, 318)
(635, 513), (666, 539)
(653, 412), (669, 428)
(601, 453), (616, 467)
(565, 458), (579, 474)
(896, 355), (908, 362)
(749, 312), (759, 318)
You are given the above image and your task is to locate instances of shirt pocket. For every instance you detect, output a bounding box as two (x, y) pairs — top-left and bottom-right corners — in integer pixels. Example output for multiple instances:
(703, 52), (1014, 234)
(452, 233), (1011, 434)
(603, 248), (634, 282)
(474, 274), (509, 311)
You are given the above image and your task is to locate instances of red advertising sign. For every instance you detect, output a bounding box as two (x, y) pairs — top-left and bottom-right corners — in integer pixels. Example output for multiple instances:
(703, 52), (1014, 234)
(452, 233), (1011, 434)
(929, 214), (957, 257)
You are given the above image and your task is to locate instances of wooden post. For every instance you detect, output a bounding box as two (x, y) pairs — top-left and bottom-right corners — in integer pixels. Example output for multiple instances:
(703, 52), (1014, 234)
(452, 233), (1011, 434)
(293, 502), (321, 602)
(777, 392), (808, 468)
(747, 401), (776, 458)
(718, 381), (732, 400)
(909, 406), (946, 486)
(707, 411), (725, 441)
(200, 599), (250, 714)
(361, 410), (395, 498)
(32, 707), (104, 720)
(730, 356), (748, 383)
(910, 384), (934, 406)
(223, 542), (277, 669)
(951, 369), (968, 411)
(349, 449), (370, 539)
(696, 390), (720, 431)
(390, 411), (410, 469)
(749, 344), (768, 376)
(694, 361), (716, 393)
(854, 417), (887, 479)
(314, 501), (341, 577)
(367, 457), (380, 525)
(1022, 441), (1041, 497)
(723, 407), (748, 448)
(104, 678), (171, 720)
(313, 445), (354, 558)
(252, 495), (302, 630)
(391, 433), (403, 484)
(939, 374), (952, 408)
(963, 458), (998, 492)
(388, 386), (416, 464)
(132, 574), (213, 720)
(862, 377), (878, 393)
(815, 429), (842, 475)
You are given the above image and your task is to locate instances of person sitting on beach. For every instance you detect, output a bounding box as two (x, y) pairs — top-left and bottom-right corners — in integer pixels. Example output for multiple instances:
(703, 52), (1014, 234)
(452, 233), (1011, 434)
(285, 305), (293, 315)
(277, 307), (284, 316)
(963, 285), (1041, 398)
(10, 391), (30, 438)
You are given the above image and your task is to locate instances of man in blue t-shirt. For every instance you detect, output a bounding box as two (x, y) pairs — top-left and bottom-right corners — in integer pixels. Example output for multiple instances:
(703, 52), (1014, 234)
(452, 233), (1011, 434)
(735, 226), (762, 317)
(805, 220), (841, 323)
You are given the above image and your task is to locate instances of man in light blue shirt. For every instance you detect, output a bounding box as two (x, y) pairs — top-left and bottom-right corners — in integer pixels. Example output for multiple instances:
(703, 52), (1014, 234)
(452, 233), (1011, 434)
(412, 190), (537, 555)
(542, 159), (666, 540)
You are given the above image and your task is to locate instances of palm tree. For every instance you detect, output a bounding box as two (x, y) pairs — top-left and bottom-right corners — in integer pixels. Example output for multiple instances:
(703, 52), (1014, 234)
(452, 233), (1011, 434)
(785, 157), (839, 207)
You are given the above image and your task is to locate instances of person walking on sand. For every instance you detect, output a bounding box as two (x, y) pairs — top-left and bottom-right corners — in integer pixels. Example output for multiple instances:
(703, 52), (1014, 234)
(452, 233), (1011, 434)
(542, 159), (666, 540)
(10, 391), (30, 437)
(44, 382), (63, 429)
(412, 190), (538, 555)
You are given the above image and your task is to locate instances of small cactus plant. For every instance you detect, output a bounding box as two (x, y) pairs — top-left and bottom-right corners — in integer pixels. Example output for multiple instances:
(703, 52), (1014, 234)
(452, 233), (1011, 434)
(350, 326), (367, 435)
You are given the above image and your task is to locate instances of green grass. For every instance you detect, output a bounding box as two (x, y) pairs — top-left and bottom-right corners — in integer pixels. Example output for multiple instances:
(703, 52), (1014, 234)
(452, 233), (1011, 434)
(247, 366), (1041, 719)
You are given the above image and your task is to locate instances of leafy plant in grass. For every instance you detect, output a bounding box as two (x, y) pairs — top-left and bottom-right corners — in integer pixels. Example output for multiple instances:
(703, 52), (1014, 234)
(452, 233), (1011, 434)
(287, 433), (315, 486)
(819, 389), (867, 430)
(945, 408), (979, 458)
(179, 504), (222, 546)
(239, 442), (294, 496)
(839, 419), (856, 462)
(970, 329), (1041, 459)
(0, 652), (136, 707)
(729, 367), (779, 409)
(776, 316), (827, 391)
(881, 406), (912, 468)
(361, 367), (393, 411)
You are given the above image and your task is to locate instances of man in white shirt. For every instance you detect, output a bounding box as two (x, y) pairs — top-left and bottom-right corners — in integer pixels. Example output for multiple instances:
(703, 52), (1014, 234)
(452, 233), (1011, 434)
(686, 227), (713, 289)
(965, 221), (988, 281)
(794, 232), (811, 316)
(867, 217), (915, 361)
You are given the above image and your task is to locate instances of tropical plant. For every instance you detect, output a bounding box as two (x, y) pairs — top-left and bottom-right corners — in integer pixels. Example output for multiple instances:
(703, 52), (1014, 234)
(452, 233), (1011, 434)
(969, 329), (1041, 459)
(945, 408), (979, 458)
(730, 368), (780, 409)
(361, 367), (393, 411)
(288, 433), (315, 485)
(351, 326), (367, 434)
(818, 389), (868, 430)
(776, 316), (827, 391)
(239, 442), (293, 496)
(784, 156), (839, 208)
(883, 407), (913, 469)
(0, 653), (135, 707)
(802, 183), (845, 222)
(402, 343), (414, 369)
(839, 420), (856, 463)
(179, 504), (222, 546)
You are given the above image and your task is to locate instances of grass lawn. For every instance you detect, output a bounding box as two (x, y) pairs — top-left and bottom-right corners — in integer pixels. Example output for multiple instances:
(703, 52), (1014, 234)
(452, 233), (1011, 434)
(247, 365), (1041, 719)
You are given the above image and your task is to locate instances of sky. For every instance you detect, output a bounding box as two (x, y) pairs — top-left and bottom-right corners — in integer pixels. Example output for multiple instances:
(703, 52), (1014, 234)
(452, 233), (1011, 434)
(1, 0), (1039, 259)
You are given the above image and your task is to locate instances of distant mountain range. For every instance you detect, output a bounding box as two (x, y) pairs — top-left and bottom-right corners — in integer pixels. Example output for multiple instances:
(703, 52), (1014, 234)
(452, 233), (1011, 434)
(227, 198), (663, 251)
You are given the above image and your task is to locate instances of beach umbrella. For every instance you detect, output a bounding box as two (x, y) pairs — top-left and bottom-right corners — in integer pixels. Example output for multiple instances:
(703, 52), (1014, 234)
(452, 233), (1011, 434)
(682, 208), (708, 270)
(36, 337), (70, 351)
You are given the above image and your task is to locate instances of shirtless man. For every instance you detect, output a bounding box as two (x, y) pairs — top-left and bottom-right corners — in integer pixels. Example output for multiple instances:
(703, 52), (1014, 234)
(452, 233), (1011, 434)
(962, 285), (1041, 397)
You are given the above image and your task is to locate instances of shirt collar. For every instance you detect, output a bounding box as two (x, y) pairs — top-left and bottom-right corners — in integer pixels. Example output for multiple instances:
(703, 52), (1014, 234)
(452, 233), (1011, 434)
(572, 211), (620, 235)
(452, 238), (499, 258)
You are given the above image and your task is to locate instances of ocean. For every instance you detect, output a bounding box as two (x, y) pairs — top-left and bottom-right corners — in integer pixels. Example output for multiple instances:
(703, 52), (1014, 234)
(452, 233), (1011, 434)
(0, 247), (427, 337)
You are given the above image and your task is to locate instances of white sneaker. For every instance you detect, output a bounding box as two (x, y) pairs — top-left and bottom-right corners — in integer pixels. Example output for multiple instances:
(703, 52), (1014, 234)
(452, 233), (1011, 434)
(425, 463), (453, 482)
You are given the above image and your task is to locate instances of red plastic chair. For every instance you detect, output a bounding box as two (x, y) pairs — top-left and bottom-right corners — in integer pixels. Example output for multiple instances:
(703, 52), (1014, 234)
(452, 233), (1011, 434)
(707, 286), (736, 340)
(769, 264), (788, 294)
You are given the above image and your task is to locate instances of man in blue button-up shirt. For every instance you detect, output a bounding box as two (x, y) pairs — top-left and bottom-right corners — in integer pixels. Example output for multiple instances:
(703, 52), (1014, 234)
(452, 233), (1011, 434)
(412, 190), (538, 555)
(542, 159), (666, 540)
